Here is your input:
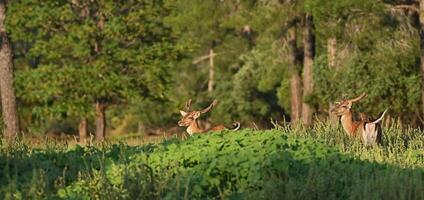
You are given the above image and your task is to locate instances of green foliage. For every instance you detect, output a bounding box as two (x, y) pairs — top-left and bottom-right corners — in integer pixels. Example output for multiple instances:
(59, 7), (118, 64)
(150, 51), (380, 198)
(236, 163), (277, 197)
(2, 1), (424, 198)
(165, 0), (255, 121)
(7, 0), (182, 124)
(305, 0), (385, 38)
(0, 125), (423, 199)
(221, 44), (287, 122)
(206, 1), (291, 123)
(313, 22), (421, 118)
(2, 0), (424, 132)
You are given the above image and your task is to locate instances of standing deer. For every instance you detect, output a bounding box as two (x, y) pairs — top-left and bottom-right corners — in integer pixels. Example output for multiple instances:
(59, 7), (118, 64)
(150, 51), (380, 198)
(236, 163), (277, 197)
(178, 99), (240, 135)
(331, 93), (387, 146)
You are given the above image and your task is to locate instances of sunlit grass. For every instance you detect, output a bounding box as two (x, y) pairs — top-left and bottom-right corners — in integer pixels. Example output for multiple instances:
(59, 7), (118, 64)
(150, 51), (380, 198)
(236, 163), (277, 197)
(0, 121), (423, 199)
(273, 119), (424, 168)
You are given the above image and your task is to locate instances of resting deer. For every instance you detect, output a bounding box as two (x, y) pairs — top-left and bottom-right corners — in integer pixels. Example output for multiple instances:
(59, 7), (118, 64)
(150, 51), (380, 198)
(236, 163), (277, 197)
(331, 93), (387, 146)
(178, 99), (240, 135)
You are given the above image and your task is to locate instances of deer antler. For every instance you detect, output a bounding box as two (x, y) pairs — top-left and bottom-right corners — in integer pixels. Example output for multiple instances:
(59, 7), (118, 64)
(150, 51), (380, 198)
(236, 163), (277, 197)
(185, 99), (193, 111)
(200, 99), (218, 114)
(348, 93), (368, 103)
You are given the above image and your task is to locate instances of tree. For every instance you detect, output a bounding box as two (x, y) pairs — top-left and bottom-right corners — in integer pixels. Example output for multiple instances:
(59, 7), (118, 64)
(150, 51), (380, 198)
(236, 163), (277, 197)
(327, 37), (338, 123)
(0, 0), (19, 139)
(78, 118), (87, 143)
(192, 49), (218, 94)
(418, 0), (424, 121)
(8, 0), (180, 140)
(166, 0), (258, 124)
(301, 13), (315, 126)
(287, 24), (302, 124)
(5, 0), (424, 132)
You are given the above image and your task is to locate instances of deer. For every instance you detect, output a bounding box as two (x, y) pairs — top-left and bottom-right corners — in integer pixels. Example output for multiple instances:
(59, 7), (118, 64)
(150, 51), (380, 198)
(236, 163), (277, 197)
(178, 99), (240, 135)
(331, 93), (387, 146)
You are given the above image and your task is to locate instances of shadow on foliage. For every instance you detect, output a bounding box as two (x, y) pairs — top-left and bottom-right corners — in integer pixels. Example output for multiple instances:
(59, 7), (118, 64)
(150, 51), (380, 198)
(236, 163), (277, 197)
(0, 130), (423, 200)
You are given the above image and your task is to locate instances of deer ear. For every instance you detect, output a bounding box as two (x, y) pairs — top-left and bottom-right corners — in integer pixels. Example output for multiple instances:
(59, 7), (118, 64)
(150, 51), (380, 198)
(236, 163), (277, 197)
(180, 110), (187, 116)
(347, 102), (352, 109)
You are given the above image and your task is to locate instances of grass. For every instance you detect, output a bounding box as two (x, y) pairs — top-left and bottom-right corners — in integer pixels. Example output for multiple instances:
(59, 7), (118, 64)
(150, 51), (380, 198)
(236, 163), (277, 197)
(288, 120), (424, 168)
(0, 121), (423, 199)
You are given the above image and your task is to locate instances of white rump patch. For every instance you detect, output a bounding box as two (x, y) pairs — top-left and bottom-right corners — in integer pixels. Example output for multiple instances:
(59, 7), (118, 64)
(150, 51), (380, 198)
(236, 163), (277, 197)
(363, 123), (379, 146)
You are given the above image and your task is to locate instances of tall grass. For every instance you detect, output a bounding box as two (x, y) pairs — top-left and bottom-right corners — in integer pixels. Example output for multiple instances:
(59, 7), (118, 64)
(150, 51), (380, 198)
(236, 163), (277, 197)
(273, 120), (424, 168)
(0, 121), (423, 199)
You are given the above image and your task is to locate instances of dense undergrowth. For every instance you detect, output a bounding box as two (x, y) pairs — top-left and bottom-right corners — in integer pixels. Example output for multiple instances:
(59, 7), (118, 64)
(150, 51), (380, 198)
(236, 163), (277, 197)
(0, 122), (423, 199)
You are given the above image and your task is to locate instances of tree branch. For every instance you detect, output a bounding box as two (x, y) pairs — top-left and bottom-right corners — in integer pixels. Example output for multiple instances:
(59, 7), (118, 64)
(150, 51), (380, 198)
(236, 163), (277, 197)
(192, 52), (218, 64)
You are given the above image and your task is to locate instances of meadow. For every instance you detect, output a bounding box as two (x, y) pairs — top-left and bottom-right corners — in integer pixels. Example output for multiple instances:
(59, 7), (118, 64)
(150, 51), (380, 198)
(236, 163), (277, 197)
(1, 121), (423, 200)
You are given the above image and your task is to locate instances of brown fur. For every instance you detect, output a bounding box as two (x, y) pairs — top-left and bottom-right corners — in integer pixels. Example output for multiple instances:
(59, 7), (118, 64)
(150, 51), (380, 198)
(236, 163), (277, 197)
(331, 93), (386, 146)
(178, 100), (240, 135)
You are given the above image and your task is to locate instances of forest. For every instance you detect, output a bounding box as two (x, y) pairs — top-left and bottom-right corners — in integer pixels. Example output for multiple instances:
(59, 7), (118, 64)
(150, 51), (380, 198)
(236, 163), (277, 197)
(0, 0), (423, 199)
(0, 0), (422, 139)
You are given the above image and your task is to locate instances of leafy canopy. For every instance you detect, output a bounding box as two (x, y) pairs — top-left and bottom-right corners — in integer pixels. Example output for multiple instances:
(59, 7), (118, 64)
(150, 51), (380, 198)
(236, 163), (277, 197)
(7, 0), (182, 120)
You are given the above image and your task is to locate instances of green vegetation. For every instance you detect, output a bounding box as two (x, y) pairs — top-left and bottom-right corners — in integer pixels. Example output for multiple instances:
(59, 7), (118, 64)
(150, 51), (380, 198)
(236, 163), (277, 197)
(1, 1), (424, 199)
(2, 0), (423, 135)
(1, 124), (422, 199)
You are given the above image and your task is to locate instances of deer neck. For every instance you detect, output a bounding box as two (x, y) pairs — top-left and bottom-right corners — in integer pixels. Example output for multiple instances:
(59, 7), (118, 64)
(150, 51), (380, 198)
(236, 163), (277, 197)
(340, 110), (358, 136)
(186, 120), (203, 135)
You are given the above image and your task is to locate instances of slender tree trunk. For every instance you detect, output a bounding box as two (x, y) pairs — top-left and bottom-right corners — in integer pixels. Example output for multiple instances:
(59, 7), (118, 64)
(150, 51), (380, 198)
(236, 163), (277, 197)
(208, 49), (215, 93)
(287, 26), (302, 124)
(327, 37), (337, 69)
(301, 14), (315, 126)
(290, 73), (302, 124)
(78, 118), (87, 143)
(327, 37), (339, 123)
(95, 101), (106, 141)
(419, 0), (424, 121)
(0, 1), (19, 139)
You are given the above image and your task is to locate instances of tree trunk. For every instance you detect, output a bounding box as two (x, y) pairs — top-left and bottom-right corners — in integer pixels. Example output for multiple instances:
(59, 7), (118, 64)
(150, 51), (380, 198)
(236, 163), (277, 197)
(0, 1), (19, 139)
(78, 118), (87, 143)
(419, 0), (424, 121)
(301, 14), (315, 126)
(327, 37), (337, 69)
(287, 26), (302, 124)
(208, 49), (215, 93)
(290, 73), (302, 124)
(327, 37), (339, 123)
(95, 102), (106, 141)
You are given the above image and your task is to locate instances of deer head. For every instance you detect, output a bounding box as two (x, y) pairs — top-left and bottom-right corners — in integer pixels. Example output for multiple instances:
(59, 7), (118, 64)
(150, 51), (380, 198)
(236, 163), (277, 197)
(331, 93), (368, 116)
(178, 99), (218, 127)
